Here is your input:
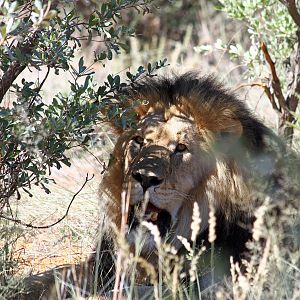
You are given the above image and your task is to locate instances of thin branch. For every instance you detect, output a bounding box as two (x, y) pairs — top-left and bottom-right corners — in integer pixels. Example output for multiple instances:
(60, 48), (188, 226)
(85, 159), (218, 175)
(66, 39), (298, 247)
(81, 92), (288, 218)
(16, 2), (33, 20)
(0, 60), (27, 102)
(234, 81), (281, 112)
(29, 65), (51, 108)
(80, 146), (107, 173)
(0, 174), (94, 229)
(74, 37), (106, 42)
(277, 1), (300, 142)
(287, 29), (300, 113)
(234, 81), (267, 91)
(260, 41), (287, 111)
(281, 28), (300, 142)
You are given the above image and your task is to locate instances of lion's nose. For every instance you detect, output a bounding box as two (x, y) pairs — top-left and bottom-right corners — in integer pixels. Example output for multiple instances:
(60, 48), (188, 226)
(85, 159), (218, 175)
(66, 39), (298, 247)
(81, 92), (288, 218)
(132, 170), (163, 191)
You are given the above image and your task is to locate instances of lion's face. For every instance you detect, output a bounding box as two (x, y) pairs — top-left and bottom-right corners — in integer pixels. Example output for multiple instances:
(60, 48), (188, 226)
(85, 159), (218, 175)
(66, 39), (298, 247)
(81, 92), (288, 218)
(124, 107), (214, 253)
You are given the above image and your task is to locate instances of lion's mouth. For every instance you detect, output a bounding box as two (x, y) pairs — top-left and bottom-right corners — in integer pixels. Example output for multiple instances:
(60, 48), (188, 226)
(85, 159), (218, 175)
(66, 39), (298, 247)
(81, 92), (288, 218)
(128, 202), (172, 237)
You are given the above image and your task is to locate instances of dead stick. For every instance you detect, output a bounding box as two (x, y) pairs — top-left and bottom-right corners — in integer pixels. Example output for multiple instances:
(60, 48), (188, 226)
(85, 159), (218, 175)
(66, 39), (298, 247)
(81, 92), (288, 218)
(0, 174), (94, 229)
(261, 41), (287, 111)
(234, 81), (281, 112)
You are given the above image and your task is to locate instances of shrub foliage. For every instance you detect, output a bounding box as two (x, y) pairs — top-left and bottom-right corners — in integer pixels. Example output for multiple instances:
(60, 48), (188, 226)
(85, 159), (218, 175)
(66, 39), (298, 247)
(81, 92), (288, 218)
(0, 0), (168, 209)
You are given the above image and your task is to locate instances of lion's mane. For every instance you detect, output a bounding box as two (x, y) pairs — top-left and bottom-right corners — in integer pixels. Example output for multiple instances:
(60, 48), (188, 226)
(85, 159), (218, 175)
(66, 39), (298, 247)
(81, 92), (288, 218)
(100, 72), (285, 262)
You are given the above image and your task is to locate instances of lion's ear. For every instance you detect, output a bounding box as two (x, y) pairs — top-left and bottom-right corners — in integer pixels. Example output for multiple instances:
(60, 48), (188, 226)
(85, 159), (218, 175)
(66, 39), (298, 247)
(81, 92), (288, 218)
(219, 118), (243, 137)
(217, 118), (243, 138)
(215, 118), (243, 152)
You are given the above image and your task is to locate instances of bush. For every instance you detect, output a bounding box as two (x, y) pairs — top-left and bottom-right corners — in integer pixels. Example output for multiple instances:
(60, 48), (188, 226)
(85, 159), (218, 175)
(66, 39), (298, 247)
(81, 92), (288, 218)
(0, 1), (299, 299)
(0, 0), (168, 211)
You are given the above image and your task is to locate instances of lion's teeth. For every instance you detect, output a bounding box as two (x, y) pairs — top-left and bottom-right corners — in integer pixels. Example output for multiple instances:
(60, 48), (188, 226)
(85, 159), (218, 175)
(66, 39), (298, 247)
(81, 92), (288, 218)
(150, 212), (158, 222)
(144, 212), (159, 222)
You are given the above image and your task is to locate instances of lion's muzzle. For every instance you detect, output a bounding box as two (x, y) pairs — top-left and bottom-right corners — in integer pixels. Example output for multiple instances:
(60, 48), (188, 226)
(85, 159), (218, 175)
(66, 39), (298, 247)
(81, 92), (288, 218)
(128, 146), (172, 237)
(131, 168), (163, 191)
(130, 145), (170, 190)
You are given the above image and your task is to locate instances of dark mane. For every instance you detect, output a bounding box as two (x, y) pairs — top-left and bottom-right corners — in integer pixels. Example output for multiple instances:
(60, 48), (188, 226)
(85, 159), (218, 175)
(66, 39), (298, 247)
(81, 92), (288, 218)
(130, 72), (278, 151)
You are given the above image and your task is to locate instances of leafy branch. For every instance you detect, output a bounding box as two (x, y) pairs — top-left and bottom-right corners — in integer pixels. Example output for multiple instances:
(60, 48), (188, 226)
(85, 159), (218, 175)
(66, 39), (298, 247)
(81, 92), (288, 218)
(0, 0), (169, 217)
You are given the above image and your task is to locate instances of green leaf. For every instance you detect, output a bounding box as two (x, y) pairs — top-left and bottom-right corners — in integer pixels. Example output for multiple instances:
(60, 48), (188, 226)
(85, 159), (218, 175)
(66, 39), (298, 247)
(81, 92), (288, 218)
(0, 108), (11, 117)
(23, 188), (33, 197)
(88, 14), (98, 26)
(114, 75), (120, 86)
(61, 158), (71, 167)
(107, 49), (113, 60)
(118, 42), (129, 52)
(107, 75), (114, 87)
(78, 57), (86, 73)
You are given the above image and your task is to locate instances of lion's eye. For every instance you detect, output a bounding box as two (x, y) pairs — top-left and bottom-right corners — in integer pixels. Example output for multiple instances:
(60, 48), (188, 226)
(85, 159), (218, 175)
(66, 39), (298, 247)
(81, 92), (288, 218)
(133, 136), (144, 145)
(175, 143), (187, 153)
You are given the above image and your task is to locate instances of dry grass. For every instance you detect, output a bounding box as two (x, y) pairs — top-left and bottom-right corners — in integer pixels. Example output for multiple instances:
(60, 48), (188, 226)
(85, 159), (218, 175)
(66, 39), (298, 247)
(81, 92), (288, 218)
(106, 193), (299, 300)
(5, 140), (113, 276)
(10, 158), (100, 272)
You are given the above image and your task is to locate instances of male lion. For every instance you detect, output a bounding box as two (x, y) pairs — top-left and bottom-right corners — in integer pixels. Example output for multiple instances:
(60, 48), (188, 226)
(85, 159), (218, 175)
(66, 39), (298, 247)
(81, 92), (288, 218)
(100, 72), (285, 275)
(21, 72), (288, 299)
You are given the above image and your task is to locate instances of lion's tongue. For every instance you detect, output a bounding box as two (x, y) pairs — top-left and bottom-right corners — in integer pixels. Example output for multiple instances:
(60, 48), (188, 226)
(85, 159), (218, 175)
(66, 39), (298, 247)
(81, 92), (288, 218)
(145, 203), (162, 222)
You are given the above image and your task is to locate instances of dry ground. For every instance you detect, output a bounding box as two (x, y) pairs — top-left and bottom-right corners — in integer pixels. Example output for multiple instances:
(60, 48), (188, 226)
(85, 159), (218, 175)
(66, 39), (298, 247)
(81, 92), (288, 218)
(10, 148), (109, 276)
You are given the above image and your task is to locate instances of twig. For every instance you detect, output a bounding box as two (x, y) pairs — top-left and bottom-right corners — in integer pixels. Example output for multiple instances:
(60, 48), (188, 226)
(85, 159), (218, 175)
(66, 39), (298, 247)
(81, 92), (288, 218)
(234, 81), (268, 91)
(281, 28), (300, 142)
(16, 2), (33, 20)
(80, 146), (107, 173)
(74, 37), (106, 42)
(277, 1), (300, 142)
(0, 174), (94, 229)
(260, 41), (287, 111)
(234, 81), (280, 112)
(29, 65), (51, 108)
(287, 29), (300, 114)
(0, 60), (28, 102)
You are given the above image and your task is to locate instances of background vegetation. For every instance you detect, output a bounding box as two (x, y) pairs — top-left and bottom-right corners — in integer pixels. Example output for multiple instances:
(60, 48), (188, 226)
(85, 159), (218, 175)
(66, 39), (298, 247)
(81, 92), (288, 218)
(0, 0), (299, 299)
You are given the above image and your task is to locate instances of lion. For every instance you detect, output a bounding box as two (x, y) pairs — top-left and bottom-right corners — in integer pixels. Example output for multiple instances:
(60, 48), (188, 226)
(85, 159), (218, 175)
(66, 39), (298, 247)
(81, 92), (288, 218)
(100, 72), (286, 275)
(20, 72), (289, 299)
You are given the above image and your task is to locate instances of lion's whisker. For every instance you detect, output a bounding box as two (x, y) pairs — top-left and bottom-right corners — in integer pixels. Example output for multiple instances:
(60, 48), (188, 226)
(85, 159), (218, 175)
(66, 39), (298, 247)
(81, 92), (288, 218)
(161, 189), (191, 199)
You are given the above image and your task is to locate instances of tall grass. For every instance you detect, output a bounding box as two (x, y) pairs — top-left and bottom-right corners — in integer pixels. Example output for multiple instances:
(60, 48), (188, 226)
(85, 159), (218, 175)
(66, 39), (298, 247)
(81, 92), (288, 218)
(91, 162), (299, 300)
